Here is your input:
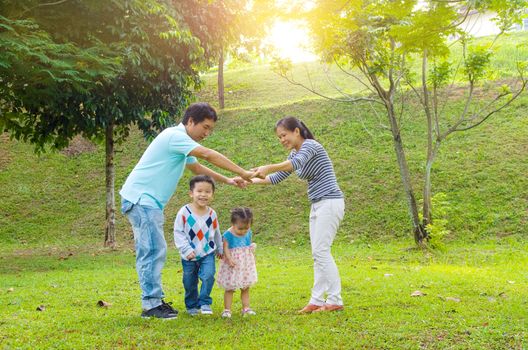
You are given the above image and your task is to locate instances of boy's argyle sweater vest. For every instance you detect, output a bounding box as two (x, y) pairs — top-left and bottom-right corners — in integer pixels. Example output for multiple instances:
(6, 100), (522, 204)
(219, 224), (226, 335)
(181, 206), (219, 259)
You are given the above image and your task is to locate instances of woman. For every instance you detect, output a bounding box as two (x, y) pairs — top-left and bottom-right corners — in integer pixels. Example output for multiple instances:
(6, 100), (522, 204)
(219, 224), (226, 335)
(251, 116), (345, 313)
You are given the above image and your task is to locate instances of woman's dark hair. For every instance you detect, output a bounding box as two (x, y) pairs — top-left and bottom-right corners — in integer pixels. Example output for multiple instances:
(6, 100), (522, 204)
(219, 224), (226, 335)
(182, 102), (218, 125)
(230, 207), (253, 225)
(275, 116), (315, 140)
(189, 175), (215, 192)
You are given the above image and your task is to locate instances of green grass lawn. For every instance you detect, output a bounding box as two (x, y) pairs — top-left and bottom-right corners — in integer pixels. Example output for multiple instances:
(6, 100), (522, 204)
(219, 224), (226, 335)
(1, 241), (526, 349)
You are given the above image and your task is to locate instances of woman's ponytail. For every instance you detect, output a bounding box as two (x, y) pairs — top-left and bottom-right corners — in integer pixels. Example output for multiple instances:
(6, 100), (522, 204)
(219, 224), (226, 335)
(275, 116), (316, 140)
(298, 120), (315, 140)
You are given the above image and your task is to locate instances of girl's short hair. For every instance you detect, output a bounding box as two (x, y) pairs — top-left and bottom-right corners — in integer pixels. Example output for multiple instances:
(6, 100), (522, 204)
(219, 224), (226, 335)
(189, 175), (215, 192)
(230, 207), (253, 225)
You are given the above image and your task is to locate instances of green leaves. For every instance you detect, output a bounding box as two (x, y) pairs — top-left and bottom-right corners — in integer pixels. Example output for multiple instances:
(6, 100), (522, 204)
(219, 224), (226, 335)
(463, 45), (493, 83)
(0, 1), (225, 152)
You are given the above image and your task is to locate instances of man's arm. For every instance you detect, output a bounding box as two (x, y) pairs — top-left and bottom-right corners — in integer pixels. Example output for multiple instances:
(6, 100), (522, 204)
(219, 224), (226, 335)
(189, 146), (254, 181)
(186, 162), (247, 188)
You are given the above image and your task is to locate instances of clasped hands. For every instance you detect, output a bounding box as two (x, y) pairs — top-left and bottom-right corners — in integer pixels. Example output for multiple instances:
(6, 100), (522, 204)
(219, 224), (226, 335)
(229, 165), (272, 188)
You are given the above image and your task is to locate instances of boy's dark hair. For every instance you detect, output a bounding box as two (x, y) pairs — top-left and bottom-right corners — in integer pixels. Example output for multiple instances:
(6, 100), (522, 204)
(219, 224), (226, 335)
(182, 102), (218, 125)
(230, 207), (253, 225)
(189, 175), (216, 192)
(275, 116), (315, 140)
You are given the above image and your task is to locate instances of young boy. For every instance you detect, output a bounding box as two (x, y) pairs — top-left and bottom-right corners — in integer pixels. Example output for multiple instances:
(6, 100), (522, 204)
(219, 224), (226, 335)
(174, 175), (222, 316)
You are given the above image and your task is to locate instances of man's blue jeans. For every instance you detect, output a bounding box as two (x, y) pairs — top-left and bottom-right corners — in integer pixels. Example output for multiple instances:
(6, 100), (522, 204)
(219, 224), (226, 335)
(122, 199), (166, 310)
(181, 253), (216, 310)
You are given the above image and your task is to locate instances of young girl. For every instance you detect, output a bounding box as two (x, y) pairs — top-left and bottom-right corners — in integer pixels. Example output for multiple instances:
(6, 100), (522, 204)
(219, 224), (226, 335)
(216, 207), (257, 318)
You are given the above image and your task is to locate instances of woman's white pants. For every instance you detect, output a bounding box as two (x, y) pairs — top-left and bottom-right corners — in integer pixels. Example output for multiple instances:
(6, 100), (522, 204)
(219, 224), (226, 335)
(309, 198), (345, 306)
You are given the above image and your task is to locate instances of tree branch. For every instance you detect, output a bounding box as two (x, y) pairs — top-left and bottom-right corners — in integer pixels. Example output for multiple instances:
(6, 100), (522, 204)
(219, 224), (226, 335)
(277, 70), (383, 105)
(333, 58), (377, 94)
(17, 0), (71, 19)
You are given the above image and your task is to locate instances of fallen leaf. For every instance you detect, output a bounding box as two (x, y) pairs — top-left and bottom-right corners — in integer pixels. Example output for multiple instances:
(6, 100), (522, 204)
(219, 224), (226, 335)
(7, 287), (14, 293)
(411, 290), (426, 297)
(445, 297), (461, 302)
(507, 281), (515, 284)
(371, 266), (378, 270)
(36, 305), (45, 311)
(97, 300), (112, 308)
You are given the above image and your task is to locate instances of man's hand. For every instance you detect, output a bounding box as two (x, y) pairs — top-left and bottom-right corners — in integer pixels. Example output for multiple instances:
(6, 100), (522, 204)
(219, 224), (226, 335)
(186, 252), (196, 260)
(228, 177), (249, 189)
(239, 169), (256, 182)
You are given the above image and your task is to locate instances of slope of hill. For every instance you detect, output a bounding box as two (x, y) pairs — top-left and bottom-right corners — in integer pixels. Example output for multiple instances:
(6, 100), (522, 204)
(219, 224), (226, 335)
(1, 32), (527, 250)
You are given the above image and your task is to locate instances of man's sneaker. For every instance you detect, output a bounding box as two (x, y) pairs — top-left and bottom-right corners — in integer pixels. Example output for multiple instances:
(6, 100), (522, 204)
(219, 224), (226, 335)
(242, 308), (256, 316)
(141, 301), (178, 319)
(187, 308), (200, 316)
(221, 309), (232, 318)
(200, 305), (213, 315)
(161, 300), (178, 315)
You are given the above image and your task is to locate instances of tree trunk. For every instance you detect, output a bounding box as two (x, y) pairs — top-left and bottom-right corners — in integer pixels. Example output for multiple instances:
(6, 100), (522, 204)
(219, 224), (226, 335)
(423, 141), (440, 233)
(104, 120), (116, 247)
(385, 103), (427, 244)
(218, 48), (225, 109)
(422, 51), (433, 228)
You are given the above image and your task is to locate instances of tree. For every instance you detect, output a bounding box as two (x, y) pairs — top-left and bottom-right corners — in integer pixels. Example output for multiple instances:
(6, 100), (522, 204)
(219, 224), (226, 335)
(276, 0), (527, 244)
(179, 0), (275, 109)
(0, 0), (223, 246)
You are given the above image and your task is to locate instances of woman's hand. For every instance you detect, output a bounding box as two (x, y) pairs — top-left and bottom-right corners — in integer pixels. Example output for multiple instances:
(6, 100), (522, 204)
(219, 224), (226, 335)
(251, 165), (272, 179)
(186, 252), (196, 260)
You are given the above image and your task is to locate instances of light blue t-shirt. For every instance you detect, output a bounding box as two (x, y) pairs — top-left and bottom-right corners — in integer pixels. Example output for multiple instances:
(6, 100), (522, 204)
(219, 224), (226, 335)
(119, 123), (199, 209)
(223, 229), (252, 249)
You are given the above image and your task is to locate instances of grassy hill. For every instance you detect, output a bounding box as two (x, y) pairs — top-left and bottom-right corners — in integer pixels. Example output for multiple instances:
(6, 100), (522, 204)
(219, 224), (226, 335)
(1, 32), (527, 251)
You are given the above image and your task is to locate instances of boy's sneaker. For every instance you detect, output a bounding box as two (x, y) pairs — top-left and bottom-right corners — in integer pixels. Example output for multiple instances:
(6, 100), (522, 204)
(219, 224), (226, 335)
(141, 300), (178, 319)
(200, 305), (213, 315)
(187, 308), (200, 316)
(242, 308), (256, 316)
(221, 309), (232, 318)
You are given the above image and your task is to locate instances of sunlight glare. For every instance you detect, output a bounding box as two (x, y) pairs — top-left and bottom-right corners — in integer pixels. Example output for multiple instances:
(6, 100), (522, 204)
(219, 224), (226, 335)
(265, 21), (317, 63)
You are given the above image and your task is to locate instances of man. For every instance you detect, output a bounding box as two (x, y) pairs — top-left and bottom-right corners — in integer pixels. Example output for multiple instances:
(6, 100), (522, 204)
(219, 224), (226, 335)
(120, 102), (253, 319)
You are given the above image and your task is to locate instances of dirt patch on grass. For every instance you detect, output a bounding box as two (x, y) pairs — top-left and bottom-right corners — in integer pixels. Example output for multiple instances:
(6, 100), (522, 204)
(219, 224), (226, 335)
(0, 133), (13, 170)
(60, 136), (97, 157)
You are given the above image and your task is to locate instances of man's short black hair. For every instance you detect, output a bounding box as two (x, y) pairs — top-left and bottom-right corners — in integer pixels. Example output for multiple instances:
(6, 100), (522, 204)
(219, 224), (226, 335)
(189, 175), (216, 192)
(182, 102), (218, 125)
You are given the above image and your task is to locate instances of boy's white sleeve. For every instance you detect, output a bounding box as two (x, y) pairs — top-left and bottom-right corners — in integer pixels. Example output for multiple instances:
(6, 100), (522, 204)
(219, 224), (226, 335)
(214, 211), (223, 255)
(174, 209), (194, 258)
(215, 227), (223, 255)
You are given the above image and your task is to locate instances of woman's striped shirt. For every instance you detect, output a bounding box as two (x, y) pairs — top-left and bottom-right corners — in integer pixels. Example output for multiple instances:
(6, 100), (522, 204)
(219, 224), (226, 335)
(268, 139), (344, 203)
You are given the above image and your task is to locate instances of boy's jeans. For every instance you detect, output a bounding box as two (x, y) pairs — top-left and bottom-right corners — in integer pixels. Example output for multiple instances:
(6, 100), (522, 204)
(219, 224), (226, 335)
(122, 199), (166, 310)
(181, 253), (216, 310)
